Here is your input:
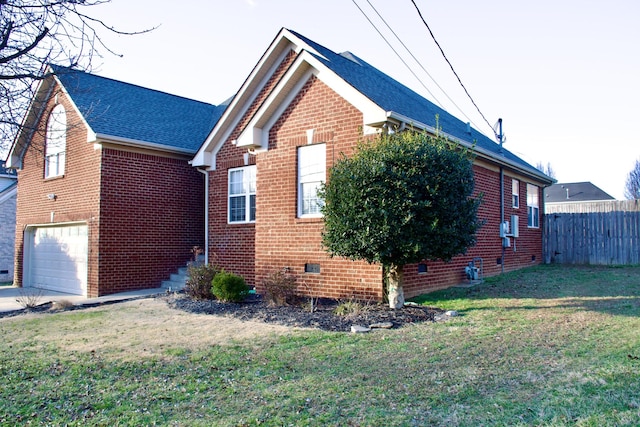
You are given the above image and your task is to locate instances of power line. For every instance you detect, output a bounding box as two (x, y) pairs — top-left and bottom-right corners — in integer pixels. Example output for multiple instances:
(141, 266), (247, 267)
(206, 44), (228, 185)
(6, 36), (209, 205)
(349, 0), (444, 108)
(362, 0), (481, 130)
(409, 0), (497, 139)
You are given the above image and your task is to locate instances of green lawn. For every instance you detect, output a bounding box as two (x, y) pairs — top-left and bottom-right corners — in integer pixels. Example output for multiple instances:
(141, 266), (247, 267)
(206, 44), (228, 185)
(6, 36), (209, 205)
(1, 264), (640, 426)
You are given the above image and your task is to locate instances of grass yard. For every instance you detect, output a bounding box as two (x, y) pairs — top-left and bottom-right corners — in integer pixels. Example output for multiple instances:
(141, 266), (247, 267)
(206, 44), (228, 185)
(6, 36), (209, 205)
(1, 264), (640, 426)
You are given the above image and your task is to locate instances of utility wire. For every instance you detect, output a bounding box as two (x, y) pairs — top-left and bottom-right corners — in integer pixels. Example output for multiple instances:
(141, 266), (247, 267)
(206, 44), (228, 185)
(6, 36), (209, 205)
(410, 0), (497, 139)
(363, 0), (481, 131)
(349, 0), (443, 108)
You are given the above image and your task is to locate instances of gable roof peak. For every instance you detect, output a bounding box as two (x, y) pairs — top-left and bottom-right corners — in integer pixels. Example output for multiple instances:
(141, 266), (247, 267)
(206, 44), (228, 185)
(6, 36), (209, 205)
(50, 65), (223, 152)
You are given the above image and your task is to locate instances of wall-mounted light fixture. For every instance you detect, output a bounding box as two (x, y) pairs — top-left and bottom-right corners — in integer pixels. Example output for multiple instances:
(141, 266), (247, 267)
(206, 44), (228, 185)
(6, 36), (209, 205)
(47, 193), (56, 201)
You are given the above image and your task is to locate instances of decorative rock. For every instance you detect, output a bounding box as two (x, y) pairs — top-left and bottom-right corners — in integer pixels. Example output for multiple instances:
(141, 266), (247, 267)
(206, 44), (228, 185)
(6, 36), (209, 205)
(369, 322), (393, 329)
(351, 325), (371, 333)
(445, 310), (459, 317)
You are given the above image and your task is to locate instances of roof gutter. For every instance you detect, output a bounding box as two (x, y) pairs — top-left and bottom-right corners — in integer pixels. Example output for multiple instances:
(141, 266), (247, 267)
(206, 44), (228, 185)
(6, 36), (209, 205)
(384, 111), (554, 185)
(93, 133), (196, 156)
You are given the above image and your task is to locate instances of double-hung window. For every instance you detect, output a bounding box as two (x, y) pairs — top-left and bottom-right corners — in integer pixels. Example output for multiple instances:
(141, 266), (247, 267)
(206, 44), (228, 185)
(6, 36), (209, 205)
(45, 104), (67, 178)
(228, 165), (256, 223)
(527, 183), (539, 228)
(512, 179), (519, 208)
(298, 143), (326, 217)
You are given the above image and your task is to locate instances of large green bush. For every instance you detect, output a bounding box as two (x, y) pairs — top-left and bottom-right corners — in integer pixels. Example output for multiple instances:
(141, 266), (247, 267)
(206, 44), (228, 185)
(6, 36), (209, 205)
(319, 129), (482, 308)
(211, 271), (250, 303)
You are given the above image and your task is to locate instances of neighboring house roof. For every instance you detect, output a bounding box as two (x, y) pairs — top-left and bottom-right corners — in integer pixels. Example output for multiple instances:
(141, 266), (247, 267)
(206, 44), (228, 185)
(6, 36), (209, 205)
(7, 66), (229, 168)
(545, 182), (615, 203)
(0, 163), (17, 178)
(0, 181), (17, 204)
(194, 28), (553, 185)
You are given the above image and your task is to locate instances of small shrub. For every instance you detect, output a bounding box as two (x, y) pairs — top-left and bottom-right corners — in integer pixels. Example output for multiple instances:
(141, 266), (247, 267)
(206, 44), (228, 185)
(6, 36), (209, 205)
(185, 263), (219, 300)
(15, 288), (43, 308)
(262, 269), (297, 306)
(334, 299), (372, 319)
(212, 271), (249, 303)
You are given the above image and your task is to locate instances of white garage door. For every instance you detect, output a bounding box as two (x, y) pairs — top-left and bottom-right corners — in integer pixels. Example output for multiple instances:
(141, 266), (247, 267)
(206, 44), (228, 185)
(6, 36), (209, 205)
(27, 224), (88, 295)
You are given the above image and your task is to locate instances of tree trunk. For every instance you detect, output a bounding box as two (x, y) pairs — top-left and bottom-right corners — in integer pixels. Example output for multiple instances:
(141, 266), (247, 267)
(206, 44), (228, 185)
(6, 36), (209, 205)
(385, 263), (405, 309)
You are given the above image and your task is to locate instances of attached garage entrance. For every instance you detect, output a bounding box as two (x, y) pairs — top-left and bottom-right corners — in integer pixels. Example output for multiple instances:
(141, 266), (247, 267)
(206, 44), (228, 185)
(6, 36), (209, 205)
(24, 224), (88, 296)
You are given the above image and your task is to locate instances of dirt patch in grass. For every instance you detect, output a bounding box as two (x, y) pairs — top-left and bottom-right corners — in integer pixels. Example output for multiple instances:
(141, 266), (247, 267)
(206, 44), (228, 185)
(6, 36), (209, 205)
(1, 298), (297, 360)
(1, 293), (442, 360)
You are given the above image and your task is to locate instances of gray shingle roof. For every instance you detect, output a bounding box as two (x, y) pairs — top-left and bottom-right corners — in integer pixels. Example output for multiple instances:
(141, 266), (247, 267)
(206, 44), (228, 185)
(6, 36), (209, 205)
(545, 182), (615, 203)
(52, 65), (223, 152)
(288, 30), (540, 175)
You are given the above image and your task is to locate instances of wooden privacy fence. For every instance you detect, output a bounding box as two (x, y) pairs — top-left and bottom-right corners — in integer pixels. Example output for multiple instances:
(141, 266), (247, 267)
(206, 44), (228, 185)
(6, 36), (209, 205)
(544, 200), (640, 265)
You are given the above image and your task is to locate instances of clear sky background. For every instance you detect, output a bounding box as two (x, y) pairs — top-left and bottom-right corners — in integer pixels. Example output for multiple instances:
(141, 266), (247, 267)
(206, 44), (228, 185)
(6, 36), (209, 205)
(92, 0), (639, 199)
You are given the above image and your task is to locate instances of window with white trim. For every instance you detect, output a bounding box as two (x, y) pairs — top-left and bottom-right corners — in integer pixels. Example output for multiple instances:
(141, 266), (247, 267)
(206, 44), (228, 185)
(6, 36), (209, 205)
(45, 104), (66, 178)
(228, 165), (256, 223)
(527, 183), (539, 228)
(512, 179), (519, 208)
(298, 143), (326, 217)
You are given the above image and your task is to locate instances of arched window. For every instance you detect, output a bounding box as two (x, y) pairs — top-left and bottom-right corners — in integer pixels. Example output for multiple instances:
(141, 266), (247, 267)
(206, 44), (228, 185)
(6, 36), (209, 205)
(45, 104), (66, 178)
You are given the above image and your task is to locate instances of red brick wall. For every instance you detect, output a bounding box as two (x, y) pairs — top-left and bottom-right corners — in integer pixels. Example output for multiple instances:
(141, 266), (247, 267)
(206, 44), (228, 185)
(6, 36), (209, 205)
(254, 75), (383, 300)
(14, 85), (102, 296)
(207, 49), (299, 285)
(402, 166), (544, 298)
(98, 148), (205, 295)
(15, 81), (205, 297)
(208, 54), (546, 301)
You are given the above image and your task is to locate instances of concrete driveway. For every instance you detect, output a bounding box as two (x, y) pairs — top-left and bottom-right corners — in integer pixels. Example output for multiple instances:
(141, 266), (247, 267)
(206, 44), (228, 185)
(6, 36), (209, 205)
(0, 286), (166, 314)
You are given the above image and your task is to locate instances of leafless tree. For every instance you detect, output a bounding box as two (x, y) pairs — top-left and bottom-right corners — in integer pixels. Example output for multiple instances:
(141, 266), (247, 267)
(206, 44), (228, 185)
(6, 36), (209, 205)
(1, 0), (153, 152)
(624, 159), (640, 200)
(536, 161), (556, 179)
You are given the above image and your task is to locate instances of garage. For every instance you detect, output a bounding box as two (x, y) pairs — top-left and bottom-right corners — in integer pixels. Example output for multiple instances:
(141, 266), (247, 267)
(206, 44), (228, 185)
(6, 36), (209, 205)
(24, 224), (88, 295)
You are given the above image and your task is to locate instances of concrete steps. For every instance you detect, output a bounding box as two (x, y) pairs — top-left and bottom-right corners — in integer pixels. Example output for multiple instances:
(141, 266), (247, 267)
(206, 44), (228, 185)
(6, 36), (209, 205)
(161, 266), (189, 291)
(161, 255), (204, 291)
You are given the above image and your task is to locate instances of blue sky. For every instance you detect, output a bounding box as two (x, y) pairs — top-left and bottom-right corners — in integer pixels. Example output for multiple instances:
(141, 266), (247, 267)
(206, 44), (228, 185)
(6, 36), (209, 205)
(93, 0), (639, 199)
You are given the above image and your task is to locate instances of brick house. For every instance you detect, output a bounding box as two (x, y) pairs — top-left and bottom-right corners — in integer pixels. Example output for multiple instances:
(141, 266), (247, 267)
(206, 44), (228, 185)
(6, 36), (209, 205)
(7, 66), (225, 297)
(192, 28), (554, 300)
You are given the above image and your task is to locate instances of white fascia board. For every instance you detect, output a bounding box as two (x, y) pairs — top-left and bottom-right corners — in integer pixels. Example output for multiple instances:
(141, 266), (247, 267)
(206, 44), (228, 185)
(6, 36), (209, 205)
(236, 61), (314, 150)
(312, 57), (388, 132)
(190, 150), (213, 169)
(280, 28), (328, 60)
(7, 71), (100, 171)
(51, 73), (97, 144)
(236, 51), (388, 149)
(193, 32), (299, 169)
(386, 111), (553, 185)
(95, 134), (195, 155)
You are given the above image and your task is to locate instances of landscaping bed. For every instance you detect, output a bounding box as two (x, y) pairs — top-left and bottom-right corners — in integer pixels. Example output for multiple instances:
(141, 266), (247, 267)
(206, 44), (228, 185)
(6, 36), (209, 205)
(167, 293), (444, 331)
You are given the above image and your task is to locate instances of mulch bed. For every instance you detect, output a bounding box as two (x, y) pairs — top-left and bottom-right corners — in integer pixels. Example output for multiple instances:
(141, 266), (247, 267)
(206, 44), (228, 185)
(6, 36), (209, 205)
(167, 293), (445, 332)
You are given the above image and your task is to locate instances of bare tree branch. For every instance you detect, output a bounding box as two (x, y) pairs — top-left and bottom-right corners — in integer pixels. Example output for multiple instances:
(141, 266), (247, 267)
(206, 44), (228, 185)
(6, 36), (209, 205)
(624, 159), (640, 200)
(0, 0), (155, 155)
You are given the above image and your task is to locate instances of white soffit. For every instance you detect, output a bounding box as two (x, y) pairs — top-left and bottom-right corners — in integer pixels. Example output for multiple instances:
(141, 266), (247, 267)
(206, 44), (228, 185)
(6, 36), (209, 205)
(235, 50), (387, 149)
(192, 28), (385, 169)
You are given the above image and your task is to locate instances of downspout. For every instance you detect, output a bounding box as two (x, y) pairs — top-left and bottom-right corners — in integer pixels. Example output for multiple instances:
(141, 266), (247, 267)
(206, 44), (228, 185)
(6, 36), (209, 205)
(197, 168), (209, 263)
(498, 118), (505, 274)
(500, 166), (505, 274)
